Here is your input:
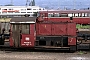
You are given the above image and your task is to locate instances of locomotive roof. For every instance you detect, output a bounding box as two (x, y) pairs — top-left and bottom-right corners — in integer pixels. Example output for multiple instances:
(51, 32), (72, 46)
(39, 10), (90, 13)
(10, 17), (36, 23)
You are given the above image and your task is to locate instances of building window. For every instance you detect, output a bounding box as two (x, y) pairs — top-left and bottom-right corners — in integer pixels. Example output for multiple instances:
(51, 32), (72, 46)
(33, 9), (36, 10)
(39, 9), (41, 10)
(21, 9), (26, 11)
(9, 9), (13, 10)
(27, 12), (32, 13)
(2, 9), (7, 10)
(21, 12), (26, 13)
(27, 8), (31, 10)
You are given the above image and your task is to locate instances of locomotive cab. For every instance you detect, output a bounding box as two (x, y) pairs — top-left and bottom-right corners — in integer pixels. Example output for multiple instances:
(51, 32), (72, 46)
(9, 17), (36, 48)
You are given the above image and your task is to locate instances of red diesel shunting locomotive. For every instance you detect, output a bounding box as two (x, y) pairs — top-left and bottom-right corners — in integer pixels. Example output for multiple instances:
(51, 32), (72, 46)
(9, 17), (77, 52)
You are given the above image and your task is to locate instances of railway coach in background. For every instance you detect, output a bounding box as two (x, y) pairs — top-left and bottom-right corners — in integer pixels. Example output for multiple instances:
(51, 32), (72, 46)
(37, 10), (90, 24)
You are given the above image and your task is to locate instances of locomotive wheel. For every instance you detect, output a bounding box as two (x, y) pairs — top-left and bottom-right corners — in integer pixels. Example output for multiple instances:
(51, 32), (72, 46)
(70, 46), (77, 52)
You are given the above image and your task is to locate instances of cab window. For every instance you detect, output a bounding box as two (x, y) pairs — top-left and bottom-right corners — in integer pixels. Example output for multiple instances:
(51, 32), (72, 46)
(21, 24), (30, 34)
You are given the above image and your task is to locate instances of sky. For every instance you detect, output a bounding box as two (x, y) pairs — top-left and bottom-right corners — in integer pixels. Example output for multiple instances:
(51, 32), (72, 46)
(0, 0), (90, 9)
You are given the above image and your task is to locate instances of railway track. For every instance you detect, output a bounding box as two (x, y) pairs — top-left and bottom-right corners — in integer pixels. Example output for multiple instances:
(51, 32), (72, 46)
(0, 42), (17, 52)
(0, 42), (89, 53)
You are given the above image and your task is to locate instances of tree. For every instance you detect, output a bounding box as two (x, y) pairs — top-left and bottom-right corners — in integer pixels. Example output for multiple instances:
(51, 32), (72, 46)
(33, 12), (38, 17)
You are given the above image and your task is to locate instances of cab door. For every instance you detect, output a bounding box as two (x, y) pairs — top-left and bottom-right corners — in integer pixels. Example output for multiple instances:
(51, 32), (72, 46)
(21, 24), (35, 47)
(11, 24), (21, 48)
